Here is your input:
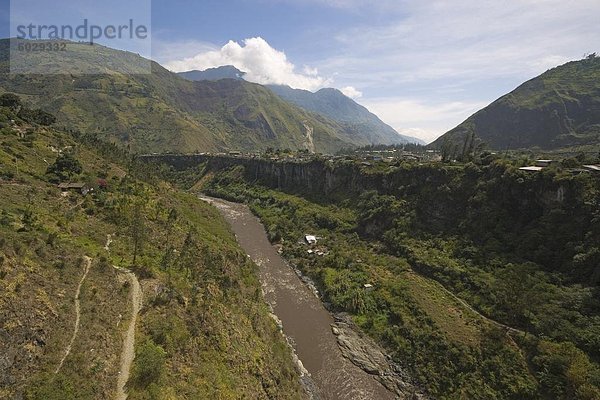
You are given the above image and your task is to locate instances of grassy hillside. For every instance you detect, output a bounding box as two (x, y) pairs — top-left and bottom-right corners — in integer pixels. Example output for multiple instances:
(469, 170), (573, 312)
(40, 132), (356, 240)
(0, 39), (364, 154)
(432, 55), (600, 155)
(0, 103), (304, 399)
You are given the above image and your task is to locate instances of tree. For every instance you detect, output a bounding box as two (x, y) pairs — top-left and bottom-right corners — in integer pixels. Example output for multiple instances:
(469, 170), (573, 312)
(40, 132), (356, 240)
(21, 189), (37, 230)
(130, 339), (166, 388)
(356, 190), (408, 238)
(0, 210), (10, 226)
(534, 340), (600, 399)
(46, 153), (83, 182)
(493, 263), (547, 335)
(0, 93), (22, 111)
(128, 199), (147, 266)
(18, 108), (56, 126)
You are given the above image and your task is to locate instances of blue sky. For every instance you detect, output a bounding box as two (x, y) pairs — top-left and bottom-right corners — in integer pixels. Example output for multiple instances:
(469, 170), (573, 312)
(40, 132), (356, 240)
(2, 0), (600, 142)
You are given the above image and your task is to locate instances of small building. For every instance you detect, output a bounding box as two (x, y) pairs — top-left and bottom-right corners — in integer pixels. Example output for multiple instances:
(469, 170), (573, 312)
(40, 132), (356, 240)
(583, 165), (600, 172)
(535, 160), (554, 167)
(58, 182), (86, 192)
(305, 235), (317, 245)
(519, 166), (544, 172)
(401, 154), (421, 162)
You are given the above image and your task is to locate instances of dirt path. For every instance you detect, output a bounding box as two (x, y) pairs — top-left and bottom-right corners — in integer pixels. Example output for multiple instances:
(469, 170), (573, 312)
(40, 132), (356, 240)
(115, 267), (142, 400)
(55, 256), (92, 374)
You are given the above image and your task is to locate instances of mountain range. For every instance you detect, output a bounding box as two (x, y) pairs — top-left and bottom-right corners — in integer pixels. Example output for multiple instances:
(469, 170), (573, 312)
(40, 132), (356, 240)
(178, 66), (245, 82)
(0, 39), (413, 154)
(178, 66), (423, 145)
(3, 39), (598, 155)
(266, 85), (424, 145)
(432, 55), (600, 152)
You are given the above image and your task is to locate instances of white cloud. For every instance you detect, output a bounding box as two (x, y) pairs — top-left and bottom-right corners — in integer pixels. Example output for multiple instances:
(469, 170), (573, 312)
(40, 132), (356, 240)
(164, 37), (331, 91)
(303, 65), (319, 76)
(152, 38), (217, 66)
(362, 98), (488, 143)
(340, 86), (362, 99)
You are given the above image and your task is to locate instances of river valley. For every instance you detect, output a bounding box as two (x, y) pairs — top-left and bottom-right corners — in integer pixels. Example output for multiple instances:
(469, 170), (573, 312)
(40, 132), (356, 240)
(201, 196), (399, 400)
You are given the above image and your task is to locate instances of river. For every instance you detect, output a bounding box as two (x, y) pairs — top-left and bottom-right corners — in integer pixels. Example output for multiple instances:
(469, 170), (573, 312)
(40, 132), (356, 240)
(201, 196), (396, 400)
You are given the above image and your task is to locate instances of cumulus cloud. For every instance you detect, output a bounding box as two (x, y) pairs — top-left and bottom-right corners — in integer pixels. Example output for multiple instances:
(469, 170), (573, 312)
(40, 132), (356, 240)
(340, 86), (362, 99)
(164, 37), (331, 91)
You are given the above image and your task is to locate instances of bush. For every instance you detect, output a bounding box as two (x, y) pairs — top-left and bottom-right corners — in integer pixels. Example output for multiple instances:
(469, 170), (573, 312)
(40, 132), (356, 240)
(0, 93), (21, 111)
(533, 340), (600, 399)
(46, 153), (83, 182)
(18, 108), (56, 126)
(131, 339), (166, 388)
(0, 210), (11, 226)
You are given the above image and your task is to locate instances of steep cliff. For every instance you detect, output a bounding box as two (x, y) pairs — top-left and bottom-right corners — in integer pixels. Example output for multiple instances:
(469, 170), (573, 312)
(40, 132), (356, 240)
(142, 154), (595, 283)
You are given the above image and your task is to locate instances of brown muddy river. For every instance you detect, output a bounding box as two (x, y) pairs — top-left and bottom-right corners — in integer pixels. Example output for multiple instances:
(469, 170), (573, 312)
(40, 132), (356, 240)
(201, 196), (395, 400)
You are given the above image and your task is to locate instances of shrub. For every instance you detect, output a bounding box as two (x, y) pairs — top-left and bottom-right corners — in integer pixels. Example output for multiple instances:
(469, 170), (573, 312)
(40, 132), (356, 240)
(534, 340), (600, 399)
(131, 339), (166, 388)
(18, 108), (56, 126)
(0, 93), (21, 111)
(46, 153), (83, 182)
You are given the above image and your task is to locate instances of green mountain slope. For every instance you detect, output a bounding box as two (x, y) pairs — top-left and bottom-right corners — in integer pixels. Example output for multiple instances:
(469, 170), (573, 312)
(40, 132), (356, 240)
(267, 85), (425, 145)
(178, 66), (424, 145)
(0, 102), (303, 398)
(431, 56), (600, 152)
(0, 39), (366, 154)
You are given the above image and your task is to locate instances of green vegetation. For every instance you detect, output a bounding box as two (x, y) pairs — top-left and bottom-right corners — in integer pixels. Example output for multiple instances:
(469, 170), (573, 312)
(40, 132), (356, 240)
(0, 100), (303, 399)
(432, 55), (600, 154)
(46, 153), (83, 182)
(193, 156), (600, 399)
(0, 39), (387, 154)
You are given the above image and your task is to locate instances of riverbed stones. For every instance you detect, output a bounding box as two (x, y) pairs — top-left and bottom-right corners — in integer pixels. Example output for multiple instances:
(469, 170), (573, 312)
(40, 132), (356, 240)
(332, 314), (427, 399)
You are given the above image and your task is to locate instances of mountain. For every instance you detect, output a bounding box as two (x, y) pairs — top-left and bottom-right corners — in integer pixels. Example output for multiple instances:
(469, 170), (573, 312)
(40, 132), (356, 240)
(178, 66), (245, 81)
(177, 65), (423, 146)
(267, 85), (425, 145)
(431, 56), (600, 152)
(0, 39), (382, 154)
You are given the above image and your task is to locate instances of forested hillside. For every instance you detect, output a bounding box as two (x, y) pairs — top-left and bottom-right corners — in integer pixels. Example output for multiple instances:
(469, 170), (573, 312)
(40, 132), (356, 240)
(153, 153), (600, 399)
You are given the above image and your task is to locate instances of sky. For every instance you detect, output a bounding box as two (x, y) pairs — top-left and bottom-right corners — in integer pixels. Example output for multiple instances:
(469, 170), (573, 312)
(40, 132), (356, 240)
(2, 0), (600, 143)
